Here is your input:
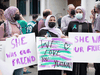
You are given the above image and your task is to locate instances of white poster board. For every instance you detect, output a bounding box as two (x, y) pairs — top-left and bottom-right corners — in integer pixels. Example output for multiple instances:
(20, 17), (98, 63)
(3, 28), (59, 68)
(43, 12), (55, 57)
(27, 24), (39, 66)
(69, 32), (100, 63)
(37, 37), (73, 71)
(5, 33), (37, 69)
(0, 59), (14, 75)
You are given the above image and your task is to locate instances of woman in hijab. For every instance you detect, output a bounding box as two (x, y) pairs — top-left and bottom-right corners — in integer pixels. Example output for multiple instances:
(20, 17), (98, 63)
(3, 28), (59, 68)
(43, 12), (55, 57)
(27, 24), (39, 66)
(65, 6), (92, 35)
(65, 6), (92, 75)
(38, 15), (63, 75)
(38, 15), (62, 37)
(0, 6), (23, 75)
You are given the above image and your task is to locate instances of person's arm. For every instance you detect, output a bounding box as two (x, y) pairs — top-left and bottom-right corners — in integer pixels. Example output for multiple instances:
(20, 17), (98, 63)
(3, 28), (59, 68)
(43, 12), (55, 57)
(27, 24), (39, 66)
(38, 30), (42, 36)
(38, 20), (45, 33)
(88, 23), (93, 32)
(61, 17), (68, 32)
(32, 24), (38, 36)
(95, 16), (100, 33)
(20, 14), (27, 22)
(65, 22), (72, 36)
(91, 9), (96, 28)
(0, 24), (7, 41)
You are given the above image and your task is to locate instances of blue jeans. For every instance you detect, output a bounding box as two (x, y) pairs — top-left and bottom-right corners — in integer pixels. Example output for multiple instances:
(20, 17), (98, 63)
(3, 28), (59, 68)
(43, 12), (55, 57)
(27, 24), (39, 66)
(13, 68), (23, 75)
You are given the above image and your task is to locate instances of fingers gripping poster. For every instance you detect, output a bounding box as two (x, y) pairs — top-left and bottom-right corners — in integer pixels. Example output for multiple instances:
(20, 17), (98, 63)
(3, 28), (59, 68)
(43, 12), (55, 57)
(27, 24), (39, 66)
(37, 37), (73, 71)
(5, 33), (37, 70)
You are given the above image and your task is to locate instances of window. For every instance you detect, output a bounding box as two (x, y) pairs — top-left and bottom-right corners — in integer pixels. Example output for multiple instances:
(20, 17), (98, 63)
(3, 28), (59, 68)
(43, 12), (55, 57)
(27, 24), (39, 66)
(17, 0), (26, 15)
(30, 0), (40, 15)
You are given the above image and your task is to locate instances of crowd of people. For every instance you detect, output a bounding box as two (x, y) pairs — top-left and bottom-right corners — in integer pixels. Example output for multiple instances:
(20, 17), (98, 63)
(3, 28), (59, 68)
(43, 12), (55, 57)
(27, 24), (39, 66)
(0, 1), (100, 75)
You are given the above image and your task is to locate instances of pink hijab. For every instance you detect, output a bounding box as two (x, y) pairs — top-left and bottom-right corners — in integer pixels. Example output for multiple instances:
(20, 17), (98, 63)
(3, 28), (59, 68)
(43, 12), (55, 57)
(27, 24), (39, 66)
(3, 6), (21, 37)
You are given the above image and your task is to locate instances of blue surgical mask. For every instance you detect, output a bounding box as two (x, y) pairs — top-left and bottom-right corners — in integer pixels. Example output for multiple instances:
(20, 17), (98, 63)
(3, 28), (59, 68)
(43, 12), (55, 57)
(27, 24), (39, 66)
(75, 13), (83, 20)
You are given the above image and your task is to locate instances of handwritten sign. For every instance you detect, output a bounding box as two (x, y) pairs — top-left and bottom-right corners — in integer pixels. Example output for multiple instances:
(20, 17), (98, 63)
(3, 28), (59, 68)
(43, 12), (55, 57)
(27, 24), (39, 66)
(0, 41), (6, 61)
(69, 32), (100, 63)
(37, 37), (73, 71)
(5, 33), (37, 69)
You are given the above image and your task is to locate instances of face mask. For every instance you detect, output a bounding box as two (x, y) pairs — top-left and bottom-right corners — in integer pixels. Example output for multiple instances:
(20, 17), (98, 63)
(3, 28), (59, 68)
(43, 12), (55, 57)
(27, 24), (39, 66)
(75, 13), (83, 20)
(14, 14), (20, 21)
(71, 10), (75, 16)
(48, 22), (56, 28)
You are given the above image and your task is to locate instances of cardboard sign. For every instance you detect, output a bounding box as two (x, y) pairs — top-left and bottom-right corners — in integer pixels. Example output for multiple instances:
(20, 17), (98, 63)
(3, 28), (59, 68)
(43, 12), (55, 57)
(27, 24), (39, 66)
(37, 37), (73, 71)
(5, 33), (37, 69)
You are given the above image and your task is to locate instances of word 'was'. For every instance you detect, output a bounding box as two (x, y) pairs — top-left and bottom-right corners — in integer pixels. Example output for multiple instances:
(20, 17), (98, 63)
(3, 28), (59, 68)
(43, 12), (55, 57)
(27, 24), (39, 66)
(6, 52), (17, 58)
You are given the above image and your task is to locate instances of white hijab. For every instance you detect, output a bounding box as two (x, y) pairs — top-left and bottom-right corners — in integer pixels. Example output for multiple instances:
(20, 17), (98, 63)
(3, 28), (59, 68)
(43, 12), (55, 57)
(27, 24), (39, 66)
(40, 15), (62, 37)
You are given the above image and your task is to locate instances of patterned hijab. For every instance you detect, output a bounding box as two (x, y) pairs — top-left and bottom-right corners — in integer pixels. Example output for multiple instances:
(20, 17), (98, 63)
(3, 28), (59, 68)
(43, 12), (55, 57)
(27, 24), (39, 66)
(4, 6), (21, 37)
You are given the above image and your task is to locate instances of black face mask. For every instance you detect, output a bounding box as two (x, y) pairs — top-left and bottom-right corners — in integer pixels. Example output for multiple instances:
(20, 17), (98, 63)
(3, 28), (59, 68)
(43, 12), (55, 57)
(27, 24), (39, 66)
(71, 10), (75, 16)
(14, 14), (20, 21)
(48, 22), (56, 28)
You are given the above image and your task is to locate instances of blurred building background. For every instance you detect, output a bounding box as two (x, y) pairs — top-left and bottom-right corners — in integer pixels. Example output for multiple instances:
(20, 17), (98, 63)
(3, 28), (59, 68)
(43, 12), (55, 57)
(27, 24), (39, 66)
(0, 0), (99, 22)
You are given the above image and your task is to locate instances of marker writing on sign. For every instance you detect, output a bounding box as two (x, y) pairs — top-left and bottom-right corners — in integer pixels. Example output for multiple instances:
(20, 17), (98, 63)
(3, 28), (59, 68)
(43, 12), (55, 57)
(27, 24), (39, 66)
(42, 57), (49, 62)
(64, 42), (71, 50)
(92, 36), (100, 43)
(75, 36), (89, 43)
(6, 52), (17, 58)
(41, 40), (55, 48)
(20, 49), (31, 55)
(54, 60), (71, 68)
(11, 36), (27, 49)
(44, 50), (60, 56)
(87, 45), (100, 52)
(12, 56), (35, 66)
(74, 47), (84, 53)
